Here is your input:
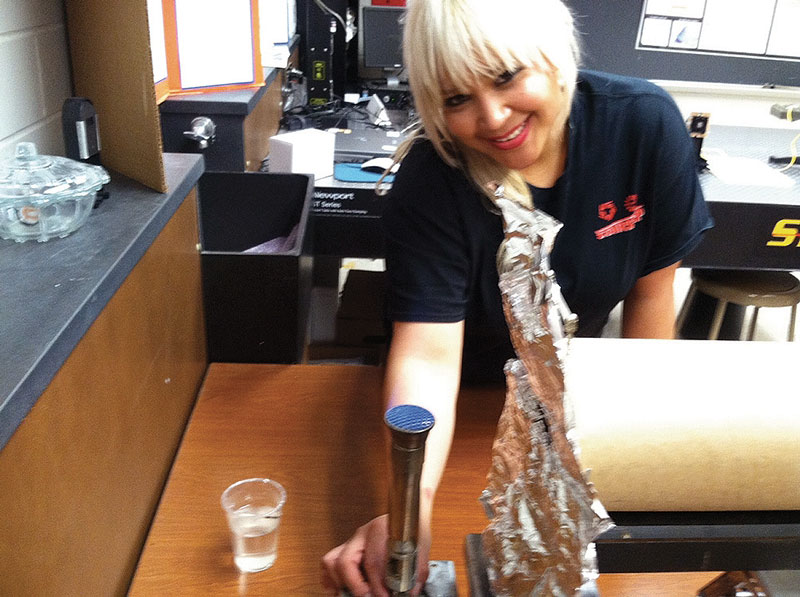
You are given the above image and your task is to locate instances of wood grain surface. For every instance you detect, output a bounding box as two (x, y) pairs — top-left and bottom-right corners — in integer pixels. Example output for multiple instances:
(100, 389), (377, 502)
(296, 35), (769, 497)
(129, 363), (719, 595)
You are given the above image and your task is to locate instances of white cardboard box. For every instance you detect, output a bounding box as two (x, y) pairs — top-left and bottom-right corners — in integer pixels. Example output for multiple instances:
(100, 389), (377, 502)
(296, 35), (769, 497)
(269, 128), (334, 180)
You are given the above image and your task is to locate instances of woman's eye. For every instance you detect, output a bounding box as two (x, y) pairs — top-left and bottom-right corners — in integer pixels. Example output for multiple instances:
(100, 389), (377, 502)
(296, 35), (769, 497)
(444, 94), (470, 108)
(495, 69), (520, 85)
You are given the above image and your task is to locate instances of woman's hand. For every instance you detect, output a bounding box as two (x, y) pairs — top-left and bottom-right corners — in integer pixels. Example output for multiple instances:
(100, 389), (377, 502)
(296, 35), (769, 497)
(320, 514), (432, 597)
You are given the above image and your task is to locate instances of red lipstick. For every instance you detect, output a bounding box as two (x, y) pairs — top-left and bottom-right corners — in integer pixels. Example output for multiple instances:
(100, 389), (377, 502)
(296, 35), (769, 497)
(488, 118), (530, 151)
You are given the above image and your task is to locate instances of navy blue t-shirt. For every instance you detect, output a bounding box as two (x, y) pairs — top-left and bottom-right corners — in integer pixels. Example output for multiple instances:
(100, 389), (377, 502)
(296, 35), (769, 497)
(383, 70), (713, 382)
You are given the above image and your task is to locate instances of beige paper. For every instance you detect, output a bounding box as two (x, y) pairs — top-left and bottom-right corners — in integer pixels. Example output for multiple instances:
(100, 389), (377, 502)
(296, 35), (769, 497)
(566, 338), (800, 511)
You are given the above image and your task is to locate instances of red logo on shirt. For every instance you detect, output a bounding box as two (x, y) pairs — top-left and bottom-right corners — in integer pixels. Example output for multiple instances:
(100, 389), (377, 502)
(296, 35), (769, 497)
(598, 201), (616, 221)
(624, 194), (639, 212)
(594, 195), (645, 240)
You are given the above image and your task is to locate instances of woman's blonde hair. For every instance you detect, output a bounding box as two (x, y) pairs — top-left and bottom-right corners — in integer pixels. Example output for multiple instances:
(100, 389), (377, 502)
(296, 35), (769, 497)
(388, 0), (580, 207)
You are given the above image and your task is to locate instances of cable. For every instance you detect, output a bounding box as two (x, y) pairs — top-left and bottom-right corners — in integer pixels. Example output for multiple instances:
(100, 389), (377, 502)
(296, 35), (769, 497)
(313, 0), (346, 32)
(768, 103), (799, 170)
(328, 18), (336, 104)
(776, 132), (799, 172)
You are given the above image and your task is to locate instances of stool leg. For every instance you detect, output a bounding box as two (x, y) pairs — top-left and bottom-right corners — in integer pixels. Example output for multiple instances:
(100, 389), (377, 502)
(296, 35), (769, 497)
(746, 306), (760, 341)
(708, 299), (728, 340)
(675, 283), (697, 337)
(790, 304), (797, 342)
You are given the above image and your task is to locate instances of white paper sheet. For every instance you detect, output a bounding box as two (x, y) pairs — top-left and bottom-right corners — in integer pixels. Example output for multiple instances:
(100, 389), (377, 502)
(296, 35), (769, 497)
(704, 149), (795, 188)
(698, 0), (775, 55)
(175, 0), (255, 89)
(640, 17), (672, 47)
(147, 0), (168, 84)
(645, 0), (706, 19)
(767, 0), (800, 58)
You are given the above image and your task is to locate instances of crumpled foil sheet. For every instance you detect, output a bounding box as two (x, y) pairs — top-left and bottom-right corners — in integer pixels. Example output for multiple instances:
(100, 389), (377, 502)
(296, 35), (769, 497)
(480, 187), (613, 596)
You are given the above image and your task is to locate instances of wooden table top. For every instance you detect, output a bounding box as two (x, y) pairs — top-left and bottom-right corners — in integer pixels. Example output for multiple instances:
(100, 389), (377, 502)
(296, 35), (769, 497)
(129, 363), (719, 595)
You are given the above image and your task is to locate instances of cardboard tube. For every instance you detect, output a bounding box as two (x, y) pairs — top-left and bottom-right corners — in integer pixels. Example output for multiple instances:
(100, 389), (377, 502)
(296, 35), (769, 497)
(565, 338), (800, 511)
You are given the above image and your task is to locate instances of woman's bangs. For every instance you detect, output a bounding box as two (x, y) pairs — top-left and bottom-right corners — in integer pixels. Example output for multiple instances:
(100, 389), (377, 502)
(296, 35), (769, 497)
(433, 44), (526, 98)
(439, 32), (544, 95)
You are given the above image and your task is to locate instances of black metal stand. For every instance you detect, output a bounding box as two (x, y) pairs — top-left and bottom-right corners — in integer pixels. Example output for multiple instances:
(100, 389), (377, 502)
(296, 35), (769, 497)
(464, 511), (800, 596)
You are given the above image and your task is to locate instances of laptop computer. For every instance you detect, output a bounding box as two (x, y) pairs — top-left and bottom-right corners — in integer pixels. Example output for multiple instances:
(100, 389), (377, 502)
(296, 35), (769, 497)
(333, 127), (407, 163)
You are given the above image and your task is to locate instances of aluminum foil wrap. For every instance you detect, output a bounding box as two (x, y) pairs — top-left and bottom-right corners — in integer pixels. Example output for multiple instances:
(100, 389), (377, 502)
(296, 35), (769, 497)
(480, 187), (613, 596)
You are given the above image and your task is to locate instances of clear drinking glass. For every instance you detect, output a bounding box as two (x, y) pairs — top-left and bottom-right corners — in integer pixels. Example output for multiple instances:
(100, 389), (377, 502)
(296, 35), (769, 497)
(221, 478), (286, 573)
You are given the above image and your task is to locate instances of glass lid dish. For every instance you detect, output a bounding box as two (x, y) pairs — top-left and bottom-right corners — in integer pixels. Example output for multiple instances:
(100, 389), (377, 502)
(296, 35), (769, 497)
(0, 142), (110, 242)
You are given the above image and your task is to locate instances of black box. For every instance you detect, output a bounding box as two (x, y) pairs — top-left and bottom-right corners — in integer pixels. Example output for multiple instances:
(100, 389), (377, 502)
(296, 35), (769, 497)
(335, 270), (387, 346)
(297, 0), (348, 105)
(198, 172), (314, 363)
(312, 184), (386, 257)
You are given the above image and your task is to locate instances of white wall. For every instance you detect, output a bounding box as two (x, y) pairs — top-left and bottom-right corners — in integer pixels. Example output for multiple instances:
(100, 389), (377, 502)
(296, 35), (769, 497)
(0, 0), (73, 160)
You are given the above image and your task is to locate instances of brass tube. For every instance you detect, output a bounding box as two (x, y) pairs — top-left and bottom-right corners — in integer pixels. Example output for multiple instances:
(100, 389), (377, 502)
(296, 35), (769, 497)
(384, 405), (435, 595)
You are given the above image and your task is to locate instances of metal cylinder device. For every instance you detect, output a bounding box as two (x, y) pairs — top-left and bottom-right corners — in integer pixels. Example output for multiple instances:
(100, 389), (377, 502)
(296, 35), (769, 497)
(384, 404), (435, 595)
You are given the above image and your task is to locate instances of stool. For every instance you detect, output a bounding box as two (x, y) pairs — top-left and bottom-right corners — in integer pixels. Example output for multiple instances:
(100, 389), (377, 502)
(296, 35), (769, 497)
(676, 269), (800, 341)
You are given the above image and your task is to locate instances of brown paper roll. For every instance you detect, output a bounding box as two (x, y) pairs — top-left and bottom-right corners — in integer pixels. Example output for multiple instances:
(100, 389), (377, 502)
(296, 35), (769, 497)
(565, 338), (800, 511)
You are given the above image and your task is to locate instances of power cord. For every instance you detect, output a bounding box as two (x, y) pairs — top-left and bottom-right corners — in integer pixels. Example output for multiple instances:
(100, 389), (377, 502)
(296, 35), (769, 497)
(769, 103), (800, 170)
(281, 95), (405, 132)
(768, 132), (799, 171)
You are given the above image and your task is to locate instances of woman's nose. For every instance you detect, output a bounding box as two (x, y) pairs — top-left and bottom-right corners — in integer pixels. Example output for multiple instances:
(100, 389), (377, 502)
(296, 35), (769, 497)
(476, 92), (509, 129)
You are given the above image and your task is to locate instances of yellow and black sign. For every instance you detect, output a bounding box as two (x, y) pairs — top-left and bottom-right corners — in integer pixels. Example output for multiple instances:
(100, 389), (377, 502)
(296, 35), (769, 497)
(767, 219), (800, 247)
(684, 203), (800, 271)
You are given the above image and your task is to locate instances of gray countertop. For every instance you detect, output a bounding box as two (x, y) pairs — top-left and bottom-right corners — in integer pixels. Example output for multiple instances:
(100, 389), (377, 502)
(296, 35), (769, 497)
(0, 153), (205, 450)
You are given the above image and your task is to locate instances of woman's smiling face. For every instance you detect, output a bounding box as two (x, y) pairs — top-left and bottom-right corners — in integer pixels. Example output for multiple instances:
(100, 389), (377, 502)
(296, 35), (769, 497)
(441, 66), (569, 184)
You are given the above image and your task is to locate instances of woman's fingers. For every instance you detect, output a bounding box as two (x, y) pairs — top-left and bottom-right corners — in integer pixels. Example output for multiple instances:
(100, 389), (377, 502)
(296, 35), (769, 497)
(321, 538), (371, 596)
(337, 537), (373, 596)
(362, 516), (390, 596)
(320, 544), (345, 594)
(322, 515), (433, 597)
(320, 516), (390, 597)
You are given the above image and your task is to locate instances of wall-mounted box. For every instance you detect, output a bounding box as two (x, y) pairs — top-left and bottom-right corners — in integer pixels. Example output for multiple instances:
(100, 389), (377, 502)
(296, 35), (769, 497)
(198, 172), (314, 363)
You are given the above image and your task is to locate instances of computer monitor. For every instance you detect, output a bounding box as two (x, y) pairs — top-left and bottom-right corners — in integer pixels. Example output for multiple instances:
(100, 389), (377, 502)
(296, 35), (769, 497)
(357, 2), (406, 82)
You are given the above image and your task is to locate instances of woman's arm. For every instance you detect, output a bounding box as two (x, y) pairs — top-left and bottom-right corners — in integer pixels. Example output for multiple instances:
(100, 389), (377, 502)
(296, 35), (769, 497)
(621, 262), (680, 339)
(384, 320), (465, 532)
(321, 320), (464, 597)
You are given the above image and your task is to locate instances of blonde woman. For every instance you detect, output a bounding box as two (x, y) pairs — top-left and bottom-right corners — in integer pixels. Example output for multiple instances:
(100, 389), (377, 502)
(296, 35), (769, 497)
(322, 0), (712, 594)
